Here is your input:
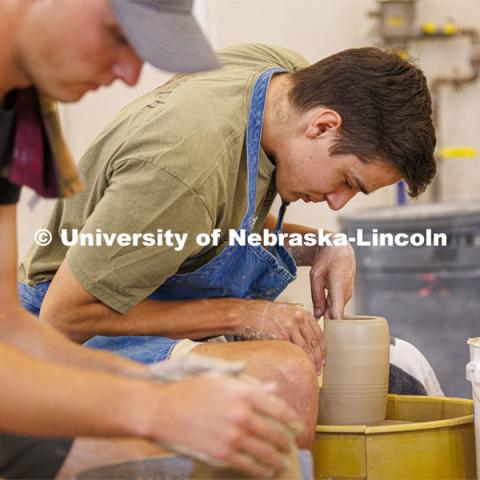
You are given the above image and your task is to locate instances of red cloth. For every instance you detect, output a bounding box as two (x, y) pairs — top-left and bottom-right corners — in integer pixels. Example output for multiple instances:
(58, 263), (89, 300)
(8, 88), (60, 197)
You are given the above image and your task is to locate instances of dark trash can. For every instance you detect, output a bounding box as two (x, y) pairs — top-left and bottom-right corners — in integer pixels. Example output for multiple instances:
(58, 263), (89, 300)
(340, 202), (480, 398)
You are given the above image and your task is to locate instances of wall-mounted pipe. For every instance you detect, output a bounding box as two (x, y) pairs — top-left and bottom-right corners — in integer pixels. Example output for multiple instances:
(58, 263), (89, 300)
(369, 1), (480, 203)
(421, 27), (480, 201)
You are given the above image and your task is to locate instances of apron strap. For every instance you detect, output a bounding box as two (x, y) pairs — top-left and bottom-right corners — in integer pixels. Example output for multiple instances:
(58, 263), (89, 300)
(274, 201), (289, 233)
(240, 67), (286, 232)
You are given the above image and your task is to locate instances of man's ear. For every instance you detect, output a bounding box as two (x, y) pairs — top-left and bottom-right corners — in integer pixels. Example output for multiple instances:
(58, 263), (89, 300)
(305, 109), (342, 139)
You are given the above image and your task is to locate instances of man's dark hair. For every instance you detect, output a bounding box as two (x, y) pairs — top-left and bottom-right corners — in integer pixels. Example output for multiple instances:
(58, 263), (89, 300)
(289, 47), (436, 198)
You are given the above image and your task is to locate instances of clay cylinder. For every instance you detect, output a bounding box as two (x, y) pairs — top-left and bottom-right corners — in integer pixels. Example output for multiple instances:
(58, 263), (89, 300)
(318, 315), (389, 426)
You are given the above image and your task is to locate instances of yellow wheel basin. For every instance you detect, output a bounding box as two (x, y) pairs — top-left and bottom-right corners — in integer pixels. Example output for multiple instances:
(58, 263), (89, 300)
(313, 394), (477, 479)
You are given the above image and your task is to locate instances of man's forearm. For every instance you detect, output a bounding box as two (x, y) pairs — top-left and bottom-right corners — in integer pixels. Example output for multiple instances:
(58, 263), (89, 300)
(0, 341), (166, 439)
(40, 259), (258, 342)
(43, 295), (249, 343)
(0, 306), (143, 376)
(264, 214), (356, 319)
(264, 213), (319, 266)
(282, 225), (317, 267)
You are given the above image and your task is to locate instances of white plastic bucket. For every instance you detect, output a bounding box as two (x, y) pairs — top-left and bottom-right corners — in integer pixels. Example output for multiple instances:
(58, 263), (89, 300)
(466, 337), (480, 480)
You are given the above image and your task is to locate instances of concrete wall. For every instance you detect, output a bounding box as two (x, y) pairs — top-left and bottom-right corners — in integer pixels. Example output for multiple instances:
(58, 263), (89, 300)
(18, 1), (480, 315)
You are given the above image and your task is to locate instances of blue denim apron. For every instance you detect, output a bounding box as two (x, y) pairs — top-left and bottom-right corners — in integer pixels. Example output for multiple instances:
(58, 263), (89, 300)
(18, 68), (297, 363)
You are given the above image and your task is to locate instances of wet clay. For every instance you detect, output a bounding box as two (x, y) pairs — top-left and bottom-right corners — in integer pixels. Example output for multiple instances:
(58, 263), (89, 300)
(318, 315), (390, 426)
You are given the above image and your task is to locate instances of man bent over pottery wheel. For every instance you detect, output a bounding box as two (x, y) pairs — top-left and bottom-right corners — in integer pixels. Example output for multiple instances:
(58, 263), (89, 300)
(18, 43), (437, 449)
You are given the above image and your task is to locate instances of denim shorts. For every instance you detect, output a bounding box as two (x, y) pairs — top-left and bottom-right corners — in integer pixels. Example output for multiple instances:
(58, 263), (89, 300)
(17, 281), (50, 316)
(17, 282), (180, 364)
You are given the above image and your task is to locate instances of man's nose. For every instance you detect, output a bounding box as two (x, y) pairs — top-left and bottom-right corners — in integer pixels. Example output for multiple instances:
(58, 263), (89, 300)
(325, 189), (358, 211)
(112, 48), (144, 86)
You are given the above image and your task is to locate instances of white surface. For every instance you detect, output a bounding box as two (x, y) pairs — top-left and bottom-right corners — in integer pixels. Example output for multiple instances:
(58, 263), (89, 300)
(467, 340), (480, 479)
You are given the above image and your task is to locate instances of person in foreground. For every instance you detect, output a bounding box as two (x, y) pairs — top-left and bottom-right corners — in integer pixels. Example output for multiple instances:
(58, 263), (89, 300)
(1, 1), (299, 479)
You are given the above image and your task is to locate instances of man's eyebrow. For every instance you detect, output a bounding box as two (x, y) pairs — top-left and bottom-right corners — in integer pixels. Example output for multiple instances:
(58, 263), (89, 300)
(353, 176), (369, 195)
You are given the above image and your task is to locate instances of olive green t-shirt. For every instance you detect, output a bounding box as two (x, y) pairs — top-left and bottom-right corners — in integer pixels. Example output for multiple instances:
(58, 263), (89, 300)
(19, 44), (309, 314)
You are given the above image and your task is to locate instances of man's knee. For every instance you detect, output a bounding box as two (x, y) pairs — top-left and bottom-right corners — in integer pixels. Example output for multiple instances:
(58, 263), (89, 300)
(260, 340), (317, 392)
(192, 339), (317, 396)
(236, 340), (319, 420)
(258, 341), (318, 448)
(192, 340), (319, 448)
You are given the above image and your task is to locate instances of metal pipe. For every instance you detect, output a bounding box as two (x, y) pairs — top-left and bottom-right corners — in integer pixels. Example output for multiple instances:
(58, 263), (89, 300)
(425, 27), (480, 201)
(370, 1), (480, 203)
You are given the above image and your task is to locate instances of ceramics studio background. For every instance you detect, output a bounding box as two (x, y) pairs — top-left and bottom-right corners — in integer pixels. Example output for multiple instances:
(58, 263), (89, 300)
(17, 0), (480, 396)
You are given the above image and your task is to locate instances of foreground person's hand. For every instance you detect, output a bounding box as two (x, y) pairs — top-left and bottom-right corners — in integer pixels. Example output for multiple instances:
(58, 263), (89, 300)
(152, 375), (302, 478)
(236, 300), (325, 373)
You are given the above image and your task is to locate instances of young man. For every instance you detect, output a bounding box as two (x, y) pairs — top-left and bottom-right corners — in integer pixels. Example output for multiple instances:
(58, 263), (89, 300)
(19, 43), (436, 449)
(2, 2), (299, 479)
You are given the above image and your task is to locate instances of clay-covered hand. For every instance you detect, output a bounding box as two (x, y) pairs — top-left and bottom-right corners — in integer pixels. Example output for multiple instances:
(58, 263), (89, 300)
(310, 237), (356, 319)
(141, 354), (245, 383)
(154, 375), (302, 478)
(236, 300), (325, 372)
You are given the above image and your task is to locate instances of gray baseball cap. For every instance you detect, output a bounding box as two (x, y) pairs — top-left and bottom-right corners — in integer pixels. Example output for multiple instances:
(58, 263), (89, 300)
(109, 0), (221, 73)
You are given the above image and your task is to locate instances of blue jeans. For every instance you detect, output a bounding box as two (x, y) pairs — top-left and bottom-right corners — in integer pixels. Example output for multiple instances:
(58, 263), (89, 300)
(17, 281), (50, 316)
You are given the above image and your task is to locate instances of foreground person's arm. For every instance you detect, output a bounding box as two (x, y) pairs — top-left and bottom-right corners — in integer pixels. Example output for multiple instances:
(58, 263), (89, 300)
(0, 204), (142, 375)
(3, 205), (298, 476)
(0, 341), (298, 478)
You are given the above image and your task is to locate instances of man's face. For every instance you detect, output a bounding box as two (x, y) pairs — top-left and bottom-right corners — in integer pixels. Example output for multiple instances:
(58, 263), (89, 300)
(274, 133), (402, 210)
(17, 0), (143, 102)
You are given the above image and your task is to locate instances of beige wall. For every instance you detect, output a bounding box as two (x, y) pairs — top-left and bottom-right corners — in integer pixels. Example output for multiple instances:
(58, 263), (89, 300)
(18, 1), (480, 313)
(198, 0), (480, 309)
